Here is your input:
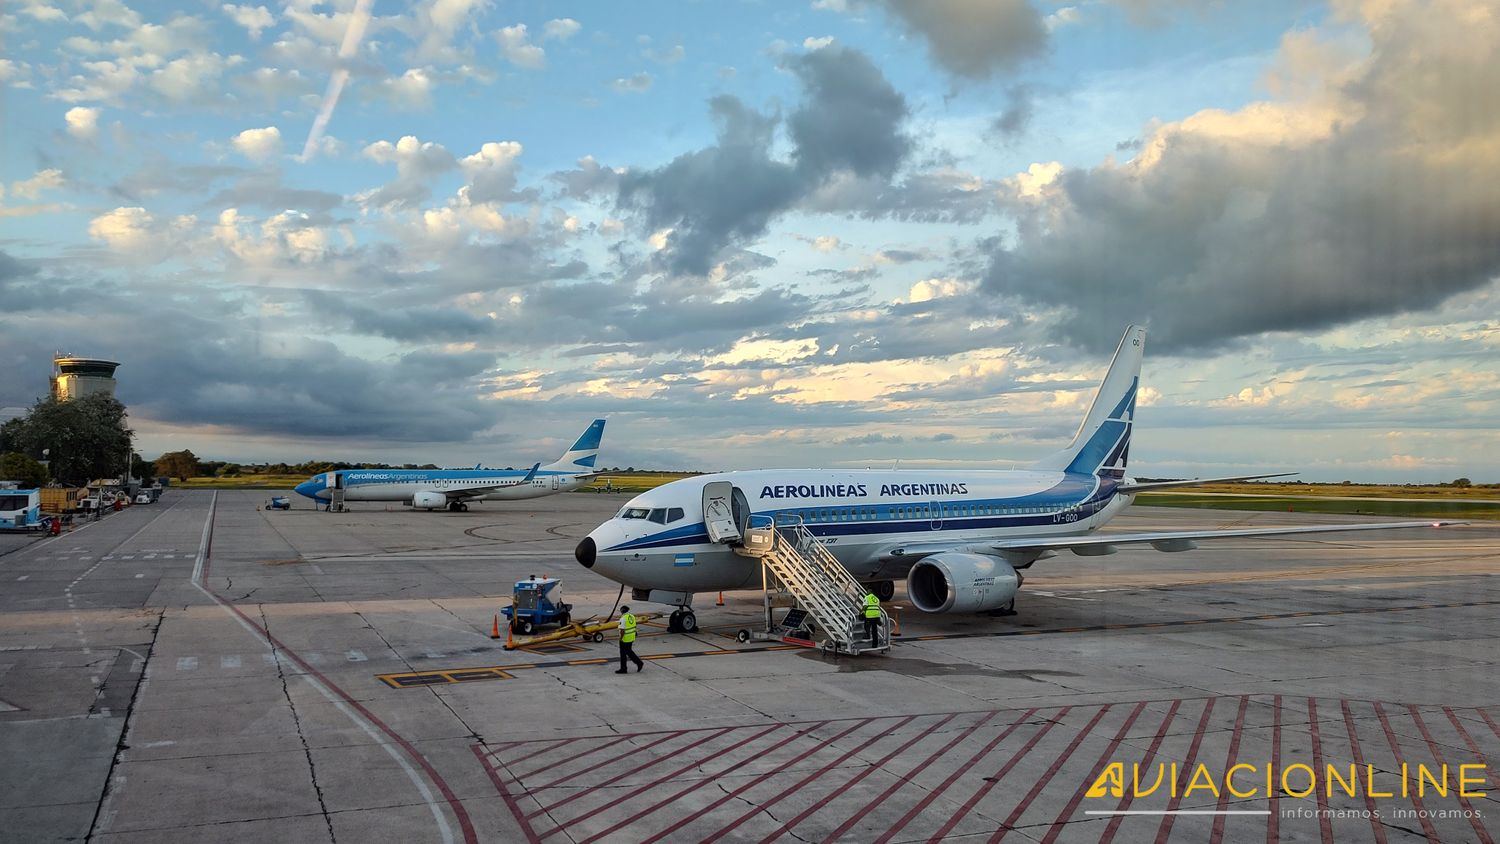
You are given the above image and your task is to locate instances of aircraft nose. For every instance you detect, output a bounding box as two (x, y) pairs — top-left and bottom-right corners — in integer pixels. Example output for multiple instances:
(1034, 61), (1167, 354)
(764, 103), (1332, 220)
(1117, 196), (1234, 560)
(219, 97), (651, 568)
(574, 536), (596, 568)
(293, 480), (318, 499)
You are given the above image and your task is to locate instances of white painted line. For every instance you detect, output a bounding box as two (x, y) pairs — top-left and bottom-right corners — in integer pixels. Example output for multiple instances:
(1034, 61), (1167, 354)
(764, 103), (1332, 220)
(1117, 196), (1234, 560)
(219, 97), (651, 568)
(175, 657), (198, 671)
(221, 655), (241, 669)
(16, 576), (27, 581)
(134, 573), (144, 579)
(346, 650), (367, 662)
(185, 491), (456, 844)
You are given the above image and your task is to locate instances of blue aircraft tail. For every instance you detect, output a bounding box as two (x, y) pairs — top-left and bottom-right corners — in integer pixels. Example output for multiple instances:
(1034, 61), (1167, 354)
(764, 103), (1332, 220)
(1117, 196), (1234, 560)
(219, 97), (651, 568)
(1030, 326), (1144, 478)
(545, 419), (606, 471)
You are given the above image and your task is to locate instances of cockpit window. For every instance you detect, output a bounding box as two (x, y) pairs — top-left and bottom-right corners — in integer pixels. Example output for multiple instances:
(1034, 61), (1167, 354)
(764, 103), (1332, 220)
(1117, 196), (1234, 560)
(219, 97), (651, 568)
(648, 508), (668, 524)
(620, 507), (650, 519)
(667, 507), (684, 523)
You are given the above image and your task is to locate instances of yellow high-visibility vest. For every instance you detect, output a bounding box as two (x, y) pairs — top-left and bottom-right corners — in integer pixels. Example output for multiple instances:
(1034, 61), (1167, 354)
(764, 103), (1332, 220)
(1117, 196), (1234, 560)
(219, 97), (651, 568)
(863, 594), (881, 619)
(620, 612), (638, 643)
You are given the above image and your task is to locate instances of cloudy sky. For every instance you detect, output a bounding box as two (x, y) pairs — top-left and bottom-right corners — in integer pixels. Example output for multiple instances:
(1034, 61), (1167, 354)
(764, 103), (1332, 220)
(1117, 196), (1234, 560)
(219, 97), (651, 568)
(2, 0), (1497, 482)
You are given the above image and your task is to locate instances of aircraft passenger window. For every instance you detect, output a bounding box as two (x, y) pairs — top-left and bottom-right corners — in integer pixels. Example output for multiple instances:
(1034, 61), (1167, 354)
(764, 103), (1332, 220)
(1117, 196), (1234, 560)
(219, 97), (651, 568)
(648, 508), (668, 524)
(621, 507), (650, 519)
(667, 507), (684, 523)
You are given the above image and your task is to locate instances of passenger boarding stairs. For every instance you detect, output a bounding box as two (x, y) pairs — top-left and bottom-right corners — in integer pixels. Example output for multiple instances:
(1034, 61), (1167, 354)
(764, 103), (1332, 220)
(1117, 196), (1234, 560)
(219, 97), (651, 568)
(738, 518), (889, 656)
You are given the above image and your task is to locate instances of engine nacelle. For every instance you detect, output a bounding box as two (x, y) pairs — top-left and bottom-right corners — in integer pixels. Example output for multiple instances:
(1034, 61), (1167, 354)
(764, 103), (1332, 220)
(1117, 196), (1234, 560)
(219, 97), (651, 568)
(906, 552), (1021, 613)
(411, 491), (447, 510)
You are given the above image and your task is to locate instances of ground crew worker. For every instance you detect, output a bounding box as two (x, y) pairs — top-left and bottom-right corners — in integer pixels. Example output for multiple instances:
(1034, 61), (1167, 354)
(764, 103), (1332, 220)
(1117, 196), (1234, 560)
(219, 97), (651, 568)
(862, 592), (883, 645)
(616, 605), (644, 673)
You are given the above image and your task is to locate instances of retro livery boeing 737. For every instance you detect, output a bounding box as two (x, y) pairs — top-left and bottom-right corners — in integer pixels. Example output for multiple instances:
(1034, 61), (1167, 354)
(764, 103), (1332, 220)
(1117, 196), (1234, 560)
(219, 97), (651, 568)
(294, 419), (605, 512)
(574, 328), (1458, 632)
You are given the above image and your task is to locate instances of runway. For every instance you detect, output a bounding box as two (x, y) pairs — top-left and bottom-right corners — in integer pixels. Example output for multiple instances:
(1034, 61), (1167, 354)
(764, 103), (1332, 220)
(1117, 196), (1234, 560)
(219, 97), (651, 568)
(1, 490), (1496, 842)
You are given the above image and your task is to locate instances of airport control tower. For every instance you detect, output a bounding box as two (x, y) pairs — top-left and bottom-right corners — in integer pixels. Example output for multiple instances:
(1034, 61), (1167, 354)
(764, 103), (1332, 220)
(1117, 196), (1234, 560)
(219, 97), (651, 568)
(51, 356), (120, 401)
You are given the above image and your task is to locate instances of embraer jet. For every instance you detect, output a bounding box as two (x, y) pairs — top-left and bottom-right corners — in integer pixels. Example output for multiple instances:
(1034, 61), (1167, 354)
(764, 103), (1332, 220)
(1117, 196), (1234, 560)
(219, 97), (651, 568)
(295, 419), (606, 512)
(575, 328), (1457, 632)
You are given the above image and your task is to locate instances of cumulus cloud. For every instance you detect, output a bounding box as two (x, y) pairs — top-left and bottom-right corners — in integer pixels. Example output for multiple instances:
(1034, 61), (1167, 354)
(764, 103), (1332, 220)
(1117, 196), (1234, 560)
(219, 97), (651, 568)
(543, 18), (581, 40)
(618, 46), (910, 275)
(358, 135), (456, 208)
(65, 107), (101, 140)
(10, 169), (66, 200)
(459, 141), (530, 204)
(497, 24), (545, 68)
(982, 0), (1500, 352)
(222, 4), (275, 39)
(874, 0), (1048, 79)
(611, 72), (654, 93)
(87, 206), (196, 261)
(231, 125), (282, 162)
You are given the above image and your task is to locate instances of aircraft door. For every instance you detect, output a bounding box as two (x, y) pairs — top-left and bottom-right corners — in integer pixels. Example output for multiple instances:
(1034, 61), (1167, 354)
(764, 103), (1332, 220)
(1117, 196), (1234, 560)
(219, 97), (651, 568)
(929, 500), (943, 531)
(702, 481), (744, 545)
(330, 472), (343, 490)
(551, 475), (560, 490)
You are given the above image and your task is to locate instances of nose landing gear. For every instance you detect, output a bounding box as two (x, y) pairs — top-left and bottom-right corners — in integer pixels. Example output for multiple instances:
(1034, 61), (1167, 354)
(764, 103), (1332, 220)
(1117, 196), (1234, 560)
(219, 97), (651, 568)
(667, 609), (698, 633)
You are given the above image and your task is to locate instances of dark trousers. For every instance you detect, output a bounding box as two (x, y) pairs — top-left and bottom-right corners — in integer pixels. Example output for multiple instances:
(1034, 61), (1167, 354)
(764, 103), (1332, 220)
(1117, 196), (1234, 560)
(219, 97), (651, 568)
(863, 617), (882, 644)
(619, 640), (643, 670)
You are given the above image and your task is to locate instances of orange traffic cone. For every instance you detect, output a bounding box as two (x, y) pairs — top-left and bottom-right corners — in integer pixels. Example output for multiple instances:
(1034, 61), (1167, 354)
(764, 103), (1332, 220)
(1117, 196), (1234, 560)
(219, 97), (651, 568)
(490, 614), (501, 640)
(716, 591), (724, 607)
(504, 622), (516, 650)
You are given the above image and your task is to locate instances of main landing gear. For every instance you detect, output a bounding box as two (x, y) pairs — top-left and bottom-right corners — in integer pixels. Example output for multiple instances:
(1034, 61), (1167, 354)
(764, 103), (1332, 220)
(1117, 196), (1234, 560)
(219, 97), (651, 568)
(871, 580), (896, 602)
(667, 608), (698, 633)
(446, 500), (469, 512)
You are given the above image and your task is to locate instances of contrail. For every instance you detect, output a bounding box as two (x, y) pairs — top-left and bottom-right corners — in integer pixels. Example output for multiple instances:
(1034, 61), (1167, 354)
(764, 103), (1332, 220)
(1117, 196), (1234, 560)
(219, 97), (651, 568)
(301, 0), (375, 160)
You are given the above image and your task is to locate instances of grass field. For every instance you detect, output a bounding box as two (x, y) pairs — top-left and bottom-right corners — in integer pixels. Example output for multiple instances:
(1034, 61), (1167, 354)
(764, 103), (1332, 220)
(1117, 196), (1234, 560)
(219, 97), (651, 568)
(1134, 492), (1500, 521)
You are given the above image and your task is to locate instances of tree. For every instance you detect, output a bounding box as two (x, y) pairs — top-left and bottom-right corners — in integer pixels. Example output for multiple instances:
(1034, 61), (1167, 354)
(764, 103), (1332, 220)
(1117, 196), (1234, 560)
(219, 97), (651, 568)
(220, 463), (242, 477)
(0, 452), (48, 488)
(0, 394), (134, 485)
(155, 450), (200, 482)
(1451, 477), (1472, 488)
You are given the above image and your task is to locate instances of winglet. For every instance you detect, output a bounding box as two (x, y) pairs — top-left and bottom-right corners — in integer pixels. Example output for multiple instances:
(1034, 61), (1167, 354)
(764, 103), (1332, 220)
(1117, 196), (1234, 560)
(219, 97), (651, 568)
(521, 462), (540, 483)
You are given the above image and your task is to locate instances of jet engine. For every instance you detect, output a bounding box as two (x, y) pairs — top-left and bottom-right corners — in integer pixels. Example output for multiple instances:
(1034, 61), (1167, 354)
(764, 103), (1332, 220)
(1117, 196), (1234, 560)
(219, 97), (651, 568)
(905, 552), (1021, 613)
(411, 491), (447, 510)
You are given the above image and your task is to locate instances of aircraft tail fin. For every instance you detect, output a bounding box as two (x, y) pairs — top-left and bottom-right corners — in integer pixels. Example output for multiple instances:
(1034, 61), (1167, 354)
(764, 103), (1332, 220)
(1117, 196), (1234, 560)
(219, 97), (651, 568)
(545, 419), (606, 472)
(1030, 326), (1145, 478)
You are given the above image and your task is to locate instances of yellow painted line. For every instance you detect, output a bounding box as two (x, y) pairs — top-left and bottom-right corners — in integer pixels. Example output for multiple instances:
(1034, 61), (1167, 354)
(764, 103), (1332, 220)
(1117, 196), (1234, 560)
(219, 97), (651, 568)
(568, 658), (610, 666)
(644, 654), (675, 660)
(702, 650), (737, 656)
(1181, 620), (1208, 625)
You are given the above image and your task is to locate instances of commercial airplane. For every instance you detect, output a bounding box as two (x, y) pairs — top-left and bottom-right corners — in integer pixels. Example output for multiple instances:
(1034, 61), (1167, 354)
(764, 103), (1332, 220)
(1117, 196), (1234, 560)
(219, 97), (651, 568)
(575, 328), (1458, 632)
(294, 419), (606, 512)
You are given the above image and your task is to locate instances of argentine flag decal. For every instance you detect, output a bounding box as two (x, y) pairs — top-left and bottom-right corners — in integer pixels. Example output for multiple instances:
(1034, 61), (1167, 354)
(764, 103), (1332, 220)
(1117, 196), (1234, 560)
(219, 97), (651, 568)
(673, 553), (695, 567)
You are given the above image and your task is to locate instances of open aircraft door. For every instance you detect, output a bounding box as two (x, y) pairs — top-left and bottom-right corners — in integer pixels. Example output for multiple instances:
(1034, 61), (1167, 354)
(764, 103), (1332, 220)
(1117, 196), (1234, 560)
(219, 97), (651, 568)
(702, 481), (750, 545)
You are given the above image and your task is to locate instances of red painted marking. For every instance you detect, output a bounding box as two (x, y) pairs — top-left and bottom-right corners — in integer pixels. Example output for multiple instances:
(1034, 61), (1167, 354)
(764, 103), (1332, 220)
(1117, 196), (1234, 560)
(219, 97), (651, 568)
(1209, 695), (1250, 844)
(759, 712), (961, 844)
(702, 714), (926, 844)
(823, 710), (1000, 844)
(473, 744), (542, 844)
(506, 735), (631, 780)
(532, 727), (735, 826)
(1374, 702), (1439, 842)
(928, 706), (1074, 844)
(639, 717), (878, 844)
(1041, 701), (1147, 844)
(1341, 700), (1389, 844)
(990, 705), (1112, 843)
(1152, 697), (1217, 844)
(1407, 705), (1493, 844)
(1266, 694), (1280, 844)
(577, 724), (788, 844)
(556, 725), (777, 841)
(524, 728), (693, 812)
(873, 708), (1039, 844)
(214, 596), (478, 844)
(1307, 698), (1333, 844)
(1099, 699), (1183, 844)
(1442, 707), (1494, 789)
(1479, 707), (1500, 743)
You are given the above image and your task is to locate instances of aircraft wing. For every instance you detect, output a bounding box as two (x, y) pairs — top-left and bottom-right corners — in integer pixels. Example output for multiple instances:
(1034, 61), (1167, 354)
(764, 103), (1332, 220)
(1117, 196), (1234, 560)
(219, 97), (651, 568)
(1116, 472), (1297, 493)
(446, 463), (540, 500)
(883, 520), (1463, 563)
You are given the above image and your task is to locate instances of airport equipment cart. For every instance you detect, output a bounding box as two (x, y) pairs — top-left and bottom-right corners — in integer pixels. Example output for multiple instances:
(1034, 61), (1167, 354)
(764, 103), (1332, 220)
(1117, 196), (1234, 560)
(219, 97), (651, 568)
(501, 576), (573, 635)
(503, 612), (660, 650)
(266, 496), (291, 510)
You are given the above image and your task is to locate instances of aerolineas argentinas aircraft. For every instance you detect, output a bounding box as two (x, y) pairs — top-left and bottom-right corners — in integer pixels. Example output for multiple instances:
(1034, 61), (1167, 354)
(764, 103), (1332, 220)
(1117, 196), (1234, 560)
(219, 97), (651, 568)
(574, 328), (1458, 631)
(294, 419), (605, 512)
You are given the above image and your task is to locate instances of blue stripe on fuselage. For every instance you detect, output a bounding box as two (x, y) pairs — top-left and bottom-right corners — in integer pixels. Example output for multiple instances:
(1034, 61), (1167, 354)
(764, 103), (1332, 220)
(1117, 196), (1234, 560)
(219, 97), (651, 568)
(603, 474), (1116, 553)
